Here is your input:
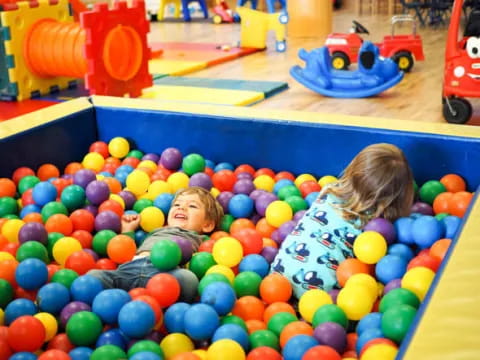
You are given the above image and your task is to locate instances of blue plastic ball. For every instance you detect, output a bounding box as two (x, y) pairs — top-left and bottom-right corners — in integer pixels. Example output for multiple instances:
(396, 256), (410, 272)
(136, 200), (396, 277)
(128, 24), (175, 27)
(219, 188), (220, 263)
(15, 258), (48, 290)
(153, 193), (174, 216)
(442, 215), (461, 239)
(412, 215), (445, 248)
(5, 298), (37, 325)
(70, 275), (104, 305)
(388, 243), (414, 262)
(70, 346), (94, 360)
(356, 312), (383, 336)
(164, 302), (191, 333)
(115, 171), (129, 187)
(184, 303), (220, 340)
(135, 229), (148, 247)
(282, 335), (319, 360)
(32, 181), (58, 206)
(116, 165), (134, 175)
(375, 255), (408, 284)
(92, 289), (131, 324)
(201, 282), (236, 316)
(95, 328), (129, 349)
(356, 327), (384, 354)
(9, 353), (38, 360)
(273, 179), (294, 195)
(239, 254), (270, 278)
(130, 352), (163, 360)
(118, 301), (156, 338)
(37, 282), (71, 314)
(20, 204), (42, 218)
(228, 194), (254, 218)
(214, 162), (235, 172)
(212, 324), (250, 351)
(394, 217), (414, 245)
(305, 192), (319, 207)
(205, 159), (216, 169)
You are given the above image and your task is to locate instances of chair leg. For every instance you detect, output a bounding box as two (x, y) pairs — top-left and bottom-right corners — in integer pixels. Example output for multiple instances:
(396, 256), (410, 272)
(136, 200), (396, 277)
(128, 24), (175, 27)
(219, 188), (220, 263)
(157, 0), (166, 20)
(197, 0), (209, 18)
(181, 0), (191, 21)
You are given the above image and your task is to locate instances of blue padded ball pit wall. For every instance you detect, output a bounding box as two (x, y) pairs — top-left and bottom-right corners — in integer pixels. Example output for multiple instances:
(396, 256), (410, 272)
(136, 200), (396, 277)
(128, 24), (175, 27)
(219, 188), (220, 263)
(2, 96), (480, 359)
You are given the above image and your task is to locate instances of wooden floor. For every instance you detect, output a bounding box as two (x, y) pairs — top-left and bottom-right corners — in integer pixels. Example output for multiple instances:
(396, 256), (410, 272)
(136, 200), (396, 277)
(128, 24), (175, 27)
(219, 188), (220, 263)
(149, 7), (476, 125)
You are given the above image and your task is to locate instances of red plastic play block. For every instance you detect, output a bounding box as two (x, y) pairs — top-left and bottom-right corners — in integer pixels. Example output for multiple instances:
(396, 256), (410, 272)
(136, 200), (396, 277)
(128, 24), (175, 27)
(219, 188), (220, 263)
(0, 99), (58, 121)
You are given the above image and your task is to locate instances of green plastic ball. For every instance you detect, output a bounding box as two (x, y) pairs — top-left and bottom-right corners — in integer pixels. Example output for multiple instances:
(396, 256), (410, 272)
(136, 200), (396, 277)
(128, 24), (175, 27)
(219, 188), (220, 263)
(2, 214), (18, 219)
(51, 269), (79, 289)
(221, 315), (248, 331)
(312, 304), (349, 329)
(419, 180), (446, 205)
(189, 252), (216, 279)
(267, 312), (297, 336)
(435, 212), (449, 221)
(91, 345), (128, 360)
(0, 197), (18, 217)
(220, 214), (235, 233)
(16, 241), (49, 263)
(66, 311), (103, 346)
(92, 230), (117, 256)
(182, 153), (206, 176)
(41, 201), (68, 222)
(198, 273), (230, 295)
(150, 239), (182, 271)
(127, 150), (144, 160)
(61, 185), (86, 211)
(0, 278), (13, 308)
(47, 232), (65, 259)
(381, 304), (417, 343)
(278, 185), (302, 201)
(18, 175), (40, 194)
(233, 271), (262, 297)
(133, 199), (154, 214)
(379, 288), (420, 313)
(127, 340), (164, 358)
(249, 329), (280, 350)
(285, 195), (308, 213)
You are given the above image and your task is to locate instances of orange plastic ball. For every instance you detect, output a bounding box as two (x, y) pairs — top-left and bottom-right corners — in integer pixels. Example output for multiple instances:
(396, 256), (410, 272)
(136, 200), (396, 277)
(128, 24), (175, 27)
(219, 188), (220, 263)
(37, 164), (60, 181)
(0, 178), (16, 197)
(336, 258), (372, 288)
(274, 171), (296, 182)
(230, 218), (256, 236)
(449, 191), (473, 217)
(45, 214), (73, 236)
(255, 218), (277, 238)
(99, 199), (124, 218)
(279, 321), (314, 348)
(64, 162), (83, 175)
(211, 231), (230, 241)
(246, 346), (282, 360)
(259, 273), (292, 304)
(103, 177), (122, 194)
(440, 173), (466, 193)
(107, 234), (136, 264)
(254, 168), (275, 179)
(429, 238), (451, 262)
(22, 213), (43, 224)
(234, 164), (256, 176)
(232, 296), (265, 321)
(245, 319), (267, 334)
(263, 302), (296, 324)
(432, 192), (453, 215)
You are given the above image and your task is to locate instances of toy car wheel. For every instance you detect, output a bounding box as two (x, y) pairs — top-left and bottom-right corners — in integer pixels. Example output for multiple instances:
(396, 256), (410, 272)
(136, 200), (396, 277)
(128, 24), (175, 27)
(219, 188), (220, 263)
(331, 52), (350, 70)
(233, 13), (241, 22)
(212, 15), (223, 24)
(276, 40), (286, 52)
(279, 12), (289, 24)
(443, 97), (472, 124)
(392, 51), (414, 72)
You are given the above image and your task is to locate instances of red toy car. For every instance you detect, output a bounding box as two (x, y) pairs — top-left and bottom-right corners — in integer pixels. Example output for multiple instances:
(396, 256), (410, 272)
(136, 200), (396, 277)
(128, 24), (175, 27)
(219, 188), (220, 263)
(212, 0), (239, 24)
(325, 15), (425, 72)
(443, 0), (480, 124)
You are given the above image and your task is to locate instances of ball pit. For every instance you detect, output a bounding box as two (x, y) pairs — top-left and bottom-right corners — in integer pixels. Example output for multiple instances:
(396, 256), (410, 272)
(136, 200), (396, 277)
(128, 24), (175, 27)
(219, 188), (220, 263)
(0, 137), (476, 360)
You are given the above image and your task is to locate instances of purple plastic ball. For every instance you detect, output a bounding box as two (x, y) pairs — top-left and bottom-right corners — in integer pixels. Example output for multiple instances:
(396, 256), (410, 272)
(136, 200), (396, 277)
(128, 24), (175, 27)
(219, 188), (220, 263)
(60, 301), (91, 328)
(73, 169), (97, 189)
(236, 172), (253, 181)
(189, 173), (213, 190)
(95, 210), (121, 233)
(277, 220), (296, 242)
(160, 147), (183, 170)
(62, 174), (73, 180)
(83, 248), (99, 261)
(261, 246), (278, 264)
(233, 179), (255, 195)
(171, 235), (194, 265)
(145, 330), (164, 343)
(293, 210), (307, 222)
(270, 230), (281, 245)
(216, 191), (234, 213)
(328, 289), (340, 304)
(255, 192), (278, 217)
(249, 189), (266, 201)
(313, 322), (347, 354)
(18, 222), (48, 244)
(85, 180), (111, 206)
(411, 201), (434, 216)
(142, 153), (159, 163)
(364, 218), (396, 245)
(383, 278), (402, 295)
(83, 204), (98, 217)
(118, 190), (136, 210)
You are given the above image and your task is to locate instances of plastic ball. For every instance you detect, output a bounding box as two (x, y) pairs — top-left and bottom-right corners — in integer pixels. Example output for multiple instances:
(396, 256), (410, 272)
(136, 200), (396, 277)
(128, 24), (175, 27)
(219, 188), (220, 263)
(302, 345), (341, 360)
(2, 219), (25, 243)
(160, 147), (183, 170)
(449, 191), (473, 217)
(201, 281), (236, 316)
(375, 255), (408, 285)
(430, 238), (451, 262)
(265, 201), (293, 228)
(183, 303), (220, 340)
(188, 251), (216, 279)
(16, 241), (49, 263)
(118, 301), (156, 338)
(259, 273), (292, 304)
(212, 237), (244, 267)
(212, 170), (237, 192)
(108, 137), (130, 158)
(233, 271), (262, 297)
(411, 215), (444, 249)
(45, 214), (73, 236)
(282, 334), (318, 360)
(70, 275), (104, 305)
(239, 254), (269, 278)
(246, 346), (282, 360)
(228, 194), (254, 219)
(7, 315), (45, 352)
(361, 343), (397, 360)
(212, 324), (249, 351)
(440, 173), (466, 193)
(82, 152), (105, 172)
(381, 304), (417, 343)
(18, 222), (48, 244)
(419, 180), (446, 205)
(279, 321), (314, 348)
(34, 312), (58, 341)
(182, 153), (206, 175)
(253, 175), (275, 192)
(336, 285), (373, 321)
(207, 339), (246, 360)
(66, 310), (103, 346)
(128, 340), (164, 358)
(52, 237), (82, 265)
(164, 302), (191, 333)
(364, 218), (396, 245)
(92, 288), (131, 324)
(37, 282), (71, 314)
(353, 231), (387, 264)
(59, 301), (91, 328)
(107, 234), (136, 264)
(15, 258), (48, 290)
(150, 239), (181, 271)
(356, 312), (383, 335)
(394, 217), (414, 245)
(267, 312), (297, 337)
(206, 264), (235, 284)
(312, 321), (346, 354)
(32, 181), (58, 207)
(146, 273), (181, 307)
(232, 296), (265, 322)
(401, 266), (435, 301)
(90, 345), (127, 360)
(95, 210), (121, 233)
(138, 206), (164, 232)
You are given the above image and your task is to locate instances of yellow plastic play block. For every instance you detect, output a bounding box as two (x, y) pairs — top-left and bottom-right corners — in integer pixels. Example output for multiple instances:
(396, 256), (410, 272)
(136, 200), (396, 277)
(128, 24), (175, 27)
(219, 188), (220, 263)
(141, 85), (265, 106)
(148, 59), (207, 76)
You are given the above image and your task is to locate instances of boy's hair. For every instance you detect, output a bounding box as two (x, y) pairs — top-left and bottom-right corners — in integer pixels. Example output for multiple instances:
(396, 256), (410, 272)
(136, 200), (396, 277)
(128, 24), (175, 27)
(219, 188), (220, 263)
(326, 143), (414, 226)
(173, 186), (224, 229)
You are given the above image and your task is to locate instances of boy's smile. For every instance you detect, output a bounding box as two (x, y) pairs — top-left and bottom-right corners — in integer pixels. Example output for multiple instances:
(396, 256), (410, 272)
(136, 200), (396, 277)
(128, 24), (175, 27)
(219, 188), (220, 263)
(167, 193), (214, 233)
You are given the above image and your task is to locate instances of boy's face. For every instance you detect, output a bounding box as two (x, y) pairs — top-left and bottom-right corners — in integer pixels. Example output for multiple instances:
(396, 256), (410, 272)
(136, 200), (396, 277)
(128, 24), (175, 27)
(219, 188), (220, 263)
(167, 193), (215, 234)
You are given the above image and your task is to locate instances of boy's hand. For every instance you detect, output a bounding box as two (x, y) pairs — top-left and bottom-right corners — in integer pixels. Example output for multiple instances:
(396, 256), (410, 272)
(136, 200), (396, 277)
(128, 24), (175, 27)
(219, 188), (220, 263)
(122, 214), (141, 233)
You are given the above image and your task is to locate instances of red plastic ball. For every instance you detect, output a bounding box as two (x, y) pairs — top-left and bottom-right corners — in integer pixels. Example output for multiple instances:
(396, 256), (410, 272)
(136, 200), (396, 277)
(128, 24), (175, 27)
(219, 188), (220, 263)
(134, 294), (163, 325)
(212, 170), (237, 192)
(71, 230), (93, 249)
(198, 239), (216, 253)
(98, 199), (124, 218)
(21, 188), (35, 206)
(146, 273), (180, 308)
(254, 168), (275, 179)
(89, 141), (110, 158)
(0, 339), (12, 360)
(46, 333), (75, 352)
(96, 258), (118, 270)
(50, 178), (70, 197)
(234, 164), (256, 176)
(234, 228), (263, 255)
(274, 171), (295, 182)
(7, 315), (45, 352)
(12, 167), (35, 185)
(303, 345), (341, 360)
(65, 250), (97, 275)
(299, 180), (321, 197)
(247, 346), (282, 360)
(122, 157), (141, 168)
(70, 209), (95, 232)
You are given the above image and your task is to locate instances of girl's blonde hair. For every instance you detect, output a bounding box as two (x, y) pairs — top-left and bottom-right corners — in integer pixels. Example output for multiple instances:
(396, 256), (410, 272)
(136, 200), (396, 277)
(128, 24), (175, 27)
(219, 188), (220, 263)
(325, 143), (414, 226)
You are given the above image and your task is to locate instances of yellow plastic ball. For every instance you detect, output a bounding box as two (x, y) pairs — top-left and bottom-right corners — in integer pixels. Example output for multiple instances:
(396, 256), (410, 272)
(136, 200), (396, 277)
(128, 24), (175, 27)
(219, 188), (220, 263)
(140, 206), (165, 232)
(82, 152), (105, 172)
(294, 173), (316, 187)
(2, 219), (25, 243)
(96, 174), (105, 181)
(207, 339), (246, 360)
(108, 137), (130, 158)
(401, 266), (435, 301)
(353, 231), (387, 264)
(298, 289), (333, 324)
(337, 285), (374, 321)
(0, 251), (15, 261)
(167, 172), (190, 193)
(206, 264), (235, 284)
(318, 175), (338, 187)
(345, 273), (379, 302)
(138, 160), (158, 172)
(110, 194), (125, 209)
(210, 187), (220, 198)
(361, 344), (398, 360)
(253, 175), (275, 192)
(0, 308), (4, 326)
(52, 237), (82, 265)
(160, 333), (194, 359)
(212, 237), (244, 268)
(126, 170), (151, 196)
(193, 349), (208, 360)
(148, 180), (173, 199)
(34, 312), (58, 342)
(265, 200), (293, 228)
